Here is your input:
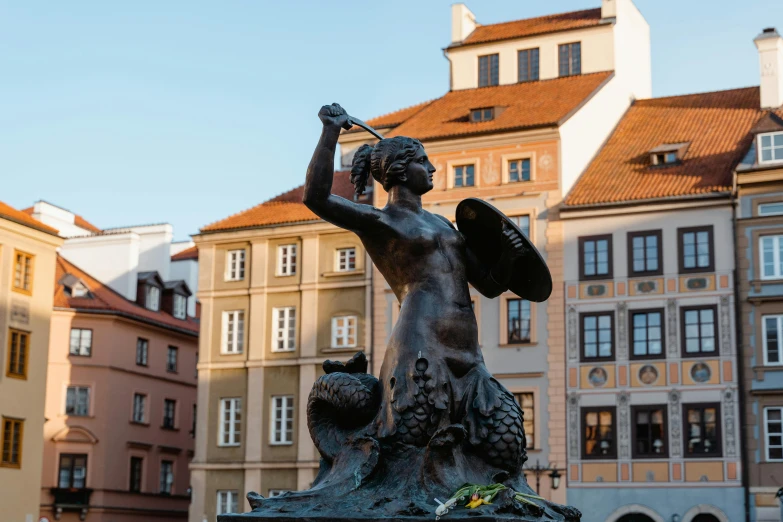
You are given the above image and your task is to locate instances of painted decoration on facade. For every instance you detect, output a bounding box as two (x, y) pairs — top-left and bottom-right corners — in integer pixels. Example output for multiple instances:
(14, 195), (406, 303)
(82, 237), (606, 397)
(567, 306), (578, 362)
(482, 152), (499, 184)
(538, 152), (553, 173)
(723, 388), (737, 458)
(668, 390), (682, 457)
(690, 362), (711, 383)
(667, 299), (678, 357)
(586, 284), (606, 297)
(720, 295), (732, 355)
(617, 302), (628, 361)
(10, 300), (30, 325)
(567, 392), (580, 459)
(588, 367), (608, 387)
(635, 280), (658, 294)
(638, 364), (659, 385)
(686, 277), (708, 290)
(617, 392), (631, 459)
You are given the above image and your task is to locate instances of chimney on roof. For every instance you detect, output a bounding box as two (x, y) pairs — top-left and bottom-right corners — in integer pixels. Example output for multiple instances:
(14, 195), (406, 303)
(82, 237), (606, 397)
(601, 0), (616, 19)
(451, 4), (476, 44)
(755, 27), (783, 109)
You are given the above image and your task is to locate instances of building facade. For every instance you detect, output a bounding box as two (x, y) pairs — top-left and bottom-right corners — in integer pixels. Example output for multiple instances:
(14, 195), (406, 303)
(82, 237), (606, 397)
(337, 0), (650, 504)
(735, 28), (783, 522)
(189, 177), (372, 521)
(0, 201), (63, 522)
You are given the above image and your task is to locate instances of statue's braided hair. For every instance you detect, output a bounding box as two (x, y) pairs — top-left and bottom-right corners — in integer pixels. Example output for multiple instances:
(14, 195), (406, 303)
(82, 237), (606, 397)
(350, 137), (422, 195)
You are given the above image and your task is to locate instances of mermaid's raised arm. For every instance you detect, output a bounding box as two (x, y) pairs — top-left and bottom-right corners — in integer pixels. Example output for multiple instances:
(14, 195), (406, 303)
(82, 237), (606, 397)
(303, 104), (386, 234)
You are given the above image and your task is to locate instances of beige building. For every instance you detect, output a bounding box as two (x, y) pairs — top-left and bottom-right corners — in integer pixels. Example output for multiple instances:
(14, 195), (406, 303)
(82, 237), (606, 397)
(0, 201), (63, 522)
(189, 177), (372, 521)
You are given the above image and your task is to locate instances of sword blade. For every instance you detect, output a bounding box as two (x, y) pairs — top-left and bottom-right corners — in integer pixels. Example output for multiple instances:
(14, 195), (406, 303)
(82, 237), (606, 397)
(346, 115), (384, 141)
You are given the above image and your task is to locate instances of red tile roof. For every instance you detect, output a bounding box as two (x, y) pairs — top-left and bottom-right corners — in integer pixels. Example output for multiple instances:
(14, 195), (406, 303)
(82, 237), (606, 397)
(565, 87), (783, 207)
(171, 245), (198, 261)
(55, 255), (199, 335)
(385, 72), (612, 141)
(21, 206), (100, 234)
(450, 8), (604, 48)
(201, 171), (355, 233)
(365, 100), (434, 129)
(0, 201), (59, 235)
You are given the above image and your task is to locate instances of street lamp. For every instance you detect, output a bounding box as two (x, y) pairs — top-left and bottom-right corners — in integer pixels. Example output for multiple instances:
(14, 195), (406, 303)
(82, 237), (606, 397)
(523, 460), (564, 494)
(549, 468), (561, 490)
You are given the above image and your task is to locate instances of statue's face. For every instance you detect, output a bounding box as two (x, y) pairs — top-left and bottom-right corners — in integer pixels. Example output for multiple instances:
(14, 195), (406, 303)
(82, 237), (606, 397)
(405, 145), (435, 195)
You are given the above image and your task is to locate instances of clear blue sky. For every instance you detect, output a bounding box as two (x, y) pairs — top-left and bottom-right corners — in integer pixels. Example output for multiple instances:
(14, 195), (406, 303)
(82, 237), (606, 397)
(2, 0), (781, 240)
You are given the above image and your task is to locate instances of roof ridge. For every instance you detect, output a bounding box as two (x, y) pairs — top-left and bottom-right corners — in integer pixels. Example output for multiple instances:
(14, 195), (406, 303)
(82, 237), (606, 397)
(474, 7), (601, 30)
(367, 100), (436, 125)
(636, 85), (759, 104)
(453, 70), (613, 93)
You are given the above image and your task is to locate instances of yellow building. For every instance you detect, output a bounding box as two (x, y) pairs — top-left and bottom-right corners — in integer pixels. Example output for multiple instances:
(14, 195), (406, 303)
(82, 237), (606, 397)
(189, 176), (372, 521)
(0, 201), (63, 522)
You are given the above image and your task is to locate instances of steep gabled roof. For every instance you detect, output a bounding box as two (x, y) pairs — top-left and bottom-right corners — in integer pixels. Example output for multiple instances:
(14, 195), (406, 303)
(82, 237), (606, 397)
(565, 87), (783, 207)
(21, 205), (100, 234)
(0, 201), (59, 235)
(55, 256), (199, 335)
(364, 100), (435, 129)
(171, 245), (198, 261)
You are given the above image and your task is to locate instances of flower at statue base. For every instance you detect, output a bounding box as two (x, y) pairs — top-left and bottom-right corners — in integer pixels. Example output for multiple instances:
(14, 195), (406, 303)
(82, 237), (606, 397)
(433, 483), (545, 519)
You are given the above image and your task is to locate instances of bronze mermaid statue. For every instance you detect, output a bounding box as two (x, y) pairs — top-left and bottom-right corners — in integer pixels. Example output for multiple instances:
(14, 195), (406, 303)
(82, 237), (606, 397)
(222, 104), (580, 522)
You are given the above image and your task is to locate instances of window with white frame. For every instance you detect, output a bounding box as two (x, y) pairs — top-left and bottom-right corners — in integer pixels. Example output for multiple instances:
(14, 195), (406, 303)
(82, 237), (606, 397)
(509, 215), (530, 238)
(762, 315), (783, 365)
(453, 164), (475, 188)
(136, 338), (149, 366)
(159, 460), (174, 494)
(66, 386), (90, 416)
(219, 398), (242, 446)
(760, 235), (783, 279)
(225, 249), (246, 281)
(173, 294), (187, 319)
(146, 285), (161, 311)
(336, 248), (356, 272)
(331, 315), (358, 348)
(222, 311), (245, 354)
(69, 328), (92, 356)
(765, 407), (783, 461)
(217, 490), (240, 515)
(277, 244), (297, 276)
(132, 393), (146, 423)
(759, 132), (783, 164)
(273, 307), (296, 352)
(271, 395), (294, 444)
(759, 202), (783, 216)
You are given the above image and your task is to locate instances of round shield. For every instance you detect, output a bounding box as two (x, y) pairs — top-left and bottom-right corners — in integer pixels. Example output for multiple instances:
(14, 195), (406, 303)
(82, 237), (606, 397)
(456, 198), (552, 302)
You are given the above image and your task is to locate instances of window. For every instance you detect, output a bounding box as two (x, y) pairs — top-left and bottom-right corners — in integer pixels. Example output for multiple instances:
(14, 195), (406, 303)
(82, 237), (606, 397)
(759, 132), (783, 164)
(145, 285), (161, 311)
(582, 407), (616, 459)
(159, 460), (174, 494)
(66, 386), (90, 416)
(129, 457), (143, 492)
(69, 328), (92, 356)
(478, 53), (499, 87)
(758, 202), (783, 216)
(173, 294), (187, 320)
(581, 312), (614, 362)
(764, 407), (783, 461)
(331, 315), (358, 348)
(507, 299), (531, 344)
(162, 399), (176, 429)
(628, 230), (662, 276)
(632, 405), (667, 458)
(1, 417), (23, 467)
(273, 307), (296, 352)
(271, 395), (294, 445)
(760, 235), (783, 279)
(6, 329), (29, 379)
(167, 346), (178, 372)
(513, 393), (535, 449)
(217, 490), (240, 515)
(225, 249), (246, 281)
(222, 310), (245, 354)
(219, 398), (242, 446)
(762, 315), (783, 365)
(470, 107), (495, 122)
(654, 152), (678, 165)
(558, 42), (581, 77)
(509, 215), (530, 238)
(454, 164), (475, 188)
(277, 244), (297, 276)
(336, 248), (356, 272)
(136, 338), (149, 366)
(12, 250), (34, 294)
(508, 159), (531, 183)
(191, 404), (197, 438)
(58, 454), (87, 488)
(682, 306), (717, 357)
(579, 235), (612, 280)
(684, 403), (721, 457)
(132, 393), (147, 423)
(678, 226), (714, 273)
(630, 310), (664, 359)
(518, 48), (539, 82)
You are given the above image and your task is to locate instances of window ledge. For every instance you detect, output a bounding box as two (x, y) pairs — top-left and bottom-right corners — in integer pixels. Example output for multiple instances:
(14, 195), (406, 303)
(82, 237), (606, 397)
(68, 354), (93, 358)
(270, 442), (294, 446)
(499, 342), (537, 349)
(270, 350), (297, 355)
(323, 269), (365, 278)
(275, 273), (296, 278)
(160, 426), (179, 432)
(325, 346), (363, 352)
(217, 443), (241, 448)
(223, 278), (245, 283)
(130, 421), (150, 427)
(753, 365), (783, 372)
(167, 370), (178, 374)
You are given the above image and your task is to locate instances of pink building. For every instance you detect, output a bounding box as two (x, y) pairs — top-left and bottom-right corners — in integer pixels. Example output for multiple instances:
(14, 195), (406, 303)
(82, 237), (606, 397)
(40, 255), (199, 522)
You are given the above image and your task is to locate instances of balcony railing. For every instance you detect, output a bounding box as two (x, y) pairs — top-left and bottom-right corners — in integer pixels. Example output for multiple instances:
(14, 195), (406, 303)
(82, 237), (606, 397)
(50, 488), (93, 521)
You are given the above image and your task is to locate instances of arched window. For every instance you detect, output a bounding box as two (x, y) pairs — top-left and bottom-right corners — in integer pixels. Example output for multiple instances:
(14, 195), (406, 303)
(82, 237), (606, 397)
(617, 515), (656, 522)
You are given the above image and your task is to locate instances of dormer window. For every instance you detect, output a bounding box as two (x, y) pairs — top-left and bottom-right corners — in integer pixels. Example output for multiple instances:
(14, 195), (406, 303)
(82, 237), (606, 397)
(759, 132), (783, 164)
(60, 274), (92, 299)
(649, 142), (690, 166)
(146, 285), (160, 311)
(173, 294), (187, 319)
(471, 108), (495, 122)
